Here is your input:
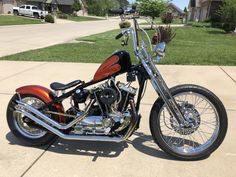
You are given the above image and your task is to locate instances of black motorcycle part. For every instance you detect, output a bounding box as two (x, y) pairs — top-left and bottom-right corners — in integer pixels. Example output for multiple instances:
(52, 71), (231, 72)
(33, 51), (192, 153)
(99, 88), (117, 105)
(72, 89), (89, 104)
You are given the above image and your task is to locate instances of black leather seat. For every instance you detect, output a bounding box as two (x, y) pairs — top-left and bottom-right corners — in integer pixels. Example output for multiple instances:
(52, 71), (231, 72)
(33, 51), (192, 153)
(50, 80), (83, 91)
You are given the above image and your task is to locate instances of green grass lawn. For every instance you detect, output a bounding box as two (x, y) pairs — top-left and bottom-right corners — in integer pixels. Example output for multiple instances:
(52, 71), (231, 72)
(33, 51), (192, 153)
(1, 26), (236, 65)
(67, 16), (104, 22)
(141, 17), (184, 25)
(0, 15), (43, 26)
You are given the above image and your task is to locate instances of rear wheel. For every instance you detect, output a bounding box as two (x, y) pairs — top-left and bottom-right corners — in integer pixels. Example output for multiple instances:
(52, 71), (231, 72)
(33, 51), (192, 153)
(150, 85), (228, 160)
(13, 10), (19, 16)
(7, 94), (56, 146)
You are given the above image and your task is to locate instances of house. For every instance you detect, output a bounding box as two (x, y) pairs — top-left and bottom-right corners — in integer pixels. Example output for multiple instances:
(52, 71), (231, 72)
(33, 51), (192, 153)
(168, 3), (185, 18)
(188, 0), (223, 22)
(0, 0), (88, 14)
(0, 0), (18, 14)
(27, 0), (88, 14)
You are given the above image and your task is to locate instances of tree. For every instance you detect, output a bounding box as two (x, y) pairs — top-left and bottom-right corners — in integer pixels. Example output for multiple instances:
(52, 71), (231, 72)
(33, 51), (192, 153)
(72, 0), (82, 11)
(184, 7), (187, 13)
(87, 0), (120, 16)
(137, 0), (167, 20)
(219, 0), (236, 32)
(118, 0), (129, 8)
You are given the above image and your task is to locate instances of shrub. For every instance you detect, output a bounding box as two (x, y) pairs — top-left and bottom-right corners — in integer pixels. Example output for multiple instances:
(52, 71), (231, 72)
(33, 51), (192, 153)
(8, 11), (11, 14)
(152, 26), (176, 44)
(161, 13), (173, 24)
(71, 12), (77, 17)
(218, 0), (236, 32)
(119, 21), (131, 29)
(58, 13), (68, 19)
(45, 14), (55, 23)
(222, 23), (236, 32)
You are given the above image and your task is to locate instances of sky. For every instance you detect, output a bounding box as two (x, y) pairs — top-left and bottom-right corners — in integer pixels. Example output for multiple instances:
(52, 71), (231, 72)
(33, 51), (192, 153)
(128, 0), (189, 10)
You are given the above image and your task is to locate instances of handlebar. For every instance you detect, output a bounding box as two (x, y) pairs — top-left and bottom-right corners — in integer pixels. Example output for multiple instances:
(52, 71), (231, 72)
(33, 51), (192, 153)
(115, 32), (124, 40)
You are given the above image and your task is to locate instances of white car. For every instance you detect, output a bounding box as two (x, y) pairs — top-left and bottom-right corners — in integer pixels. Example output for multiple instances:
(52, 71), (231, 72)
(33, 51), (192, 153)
(13, 5), (48, 19)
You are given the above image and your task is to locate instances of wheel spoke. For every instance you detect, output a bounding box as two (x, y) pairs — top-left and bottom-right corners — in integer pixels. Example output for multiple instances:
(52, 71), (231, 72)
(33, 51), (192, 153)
(158, 91), (220, 156)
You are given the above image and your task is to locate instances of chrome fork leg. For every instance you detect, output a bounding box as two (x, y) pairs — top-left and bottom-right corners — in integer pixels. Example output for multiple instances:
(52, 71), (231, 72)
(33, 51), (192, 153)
(142, 59), (187, 125)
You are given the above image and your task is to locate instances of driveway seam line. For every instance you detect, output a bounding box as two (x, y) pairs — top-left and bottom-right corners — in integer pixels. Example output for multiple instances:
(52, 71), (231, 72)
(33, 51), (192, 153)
(219, 66), (236, 84)
(0, 92), (14, 95)
(20, 138), (57, 177)
(0, 62), (48, 82)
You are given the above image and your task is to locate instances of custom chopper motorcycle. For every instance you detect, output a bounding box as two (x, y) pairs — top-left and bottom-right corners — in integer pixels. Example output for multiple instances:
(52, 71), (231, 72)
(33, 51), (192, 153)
(6, 8), (228, 160)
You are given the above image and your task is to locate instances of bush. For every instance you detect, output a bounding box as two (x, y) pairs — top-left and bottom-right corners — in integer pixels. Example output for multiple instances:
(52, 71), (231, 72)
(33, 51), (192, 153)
(222, 23), (236, 32)
(58, 13), (68, 19)
(161, 13), (174, 24)
(218, 0), (236, 32)
(71, 12), (77, 17)
(45, 14), (55, 23)
(152, 26), (176, 44)
(119, 21), (131, 29)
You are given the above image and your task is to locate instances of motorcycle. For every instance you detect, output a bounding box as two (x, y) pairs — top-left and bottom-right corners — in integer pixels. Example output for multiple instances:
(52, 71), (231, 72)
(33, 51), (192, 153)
(6, 8), (228, 160)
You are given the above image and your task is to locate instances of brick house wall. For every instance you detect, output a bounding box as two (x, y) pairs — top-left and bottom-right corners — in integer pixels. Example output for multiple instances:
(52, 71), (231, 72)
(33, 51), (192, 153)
(188, 0), (223, 22)
(0, 0), (27, 14)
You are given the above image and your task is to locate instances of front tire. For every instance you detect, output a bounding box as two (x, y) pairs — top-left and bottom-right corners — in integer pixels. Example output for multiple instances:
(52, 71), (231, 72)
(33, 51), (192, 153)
(150, 85), (228, 160)
(7, 94), (56, 146)
(33, 13), (39, 19)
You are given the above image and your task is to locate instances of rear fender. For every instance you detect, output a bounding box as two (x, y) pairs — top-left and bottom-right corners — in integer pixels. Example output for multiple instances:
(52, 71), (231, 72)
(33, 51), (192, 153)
(16, 85), (65, 122)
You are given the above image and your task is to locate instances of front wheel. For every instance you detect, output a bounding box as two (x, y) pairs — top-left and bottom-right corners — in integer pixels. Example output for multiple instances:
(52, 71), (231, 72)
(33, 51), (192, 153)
(33, 13), (39, 19)
(150, 85), (228, 160)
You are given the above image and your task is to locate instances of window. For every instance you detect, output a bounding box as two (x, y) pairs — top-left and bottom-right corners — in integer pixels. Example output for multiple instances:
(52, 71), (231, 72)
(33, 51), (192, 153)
(32, 6), (38, 10)
(20, 6), (25, 9)
(26, 6), (30, 9)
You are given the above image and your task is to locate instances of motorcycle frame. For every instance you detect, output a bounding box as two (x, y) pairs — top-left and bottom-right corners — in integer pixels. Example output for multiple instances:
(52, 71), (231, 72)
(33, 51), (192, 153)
(38, 16), (187, 128)
(15, 16), (188, 141)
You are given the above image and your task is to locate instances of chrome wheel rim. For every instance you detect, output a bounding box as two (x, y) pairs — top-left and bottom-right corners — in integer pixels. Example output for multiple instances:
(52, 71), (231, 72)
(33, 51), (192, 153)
(13, 97), (47, 139)
(158, 92), (220, 156)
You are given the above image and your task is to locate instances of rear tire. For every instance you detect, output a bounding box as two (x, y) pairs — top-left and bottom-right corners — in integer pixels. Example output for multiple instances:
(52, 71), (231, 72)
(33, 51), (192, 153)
(7, 94), (56, 146)
(13, 10), (19, 16)
(150, 85), (228, 160)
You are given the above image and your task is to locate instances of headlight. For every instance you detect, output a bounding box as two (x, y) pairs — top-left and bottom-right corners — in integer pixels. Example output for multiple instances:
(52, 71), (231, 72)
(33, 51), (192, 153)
(155, 42), (166, 62)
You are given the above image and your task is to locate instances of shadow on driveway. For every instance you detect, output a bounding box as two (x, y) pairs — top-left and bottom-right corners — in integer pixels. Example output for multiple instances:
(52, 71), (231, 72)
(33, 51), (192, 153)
(6, 131), (176, 161)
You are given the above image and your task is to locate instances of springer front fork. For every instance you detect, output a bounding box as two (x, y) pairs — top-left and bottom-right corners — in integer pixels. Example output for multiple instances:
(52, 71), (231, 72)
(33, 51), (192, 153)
(141, 59), (187, 126)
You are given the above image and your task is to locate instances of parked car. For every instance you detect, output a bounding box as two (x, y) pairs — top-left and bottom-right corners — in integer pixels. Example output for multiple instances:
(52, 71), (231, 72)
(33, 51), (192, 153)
(13, 5), (48, 19)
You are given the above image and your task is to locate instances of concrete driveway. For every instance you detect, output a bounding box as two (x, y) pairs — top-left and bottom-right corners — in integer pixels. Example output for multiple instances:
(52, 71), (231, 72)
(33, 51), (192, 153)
(0, 61), (236, 177)
(0, 19), (119, 57)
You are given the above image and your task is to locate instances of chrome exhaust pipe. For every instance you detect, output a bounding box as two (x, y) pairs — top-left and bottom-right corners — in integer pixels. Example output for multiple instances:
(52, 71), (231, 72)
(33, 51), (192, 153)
(15, 99), (138, 142)
(16, 100), (92, 130)
(15, 108), (124, 142)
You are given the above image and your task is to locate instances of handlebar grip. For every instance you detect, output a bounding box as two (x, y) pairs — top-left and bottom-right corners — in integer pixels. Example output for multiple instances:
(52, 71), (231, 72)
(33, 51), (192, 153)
(109, 8), (124, 15)
(115, 32), (123, 40)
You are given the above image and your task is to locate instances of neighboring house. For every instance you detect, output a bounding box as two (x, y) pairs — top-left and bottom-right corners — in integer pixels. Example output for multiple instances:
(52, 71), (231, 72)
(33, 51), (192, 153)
(0, 1), (3, 14)
(0, 0), (17, 14)
(168, 3), (185, 18)
(0, 0), (88, 14)
(188, 0), (223, 22)
(0, 0), (28, 14)
(27, 0), (88, 14)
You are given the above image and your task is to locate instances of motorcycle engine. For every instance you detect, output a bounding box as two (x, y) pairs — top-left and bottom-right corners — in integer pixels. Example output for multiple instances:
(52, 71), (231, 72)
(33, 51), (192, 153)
(71, 81), (137, 136)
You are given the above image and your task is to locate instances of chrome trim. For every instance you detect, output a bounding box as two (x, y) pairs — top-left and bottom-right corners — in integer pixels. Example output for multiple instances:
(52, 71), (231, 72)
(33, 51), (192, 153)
(14, 99), (138, 142)
(15, 100), (93, 130)
(15, 109), (123, 142)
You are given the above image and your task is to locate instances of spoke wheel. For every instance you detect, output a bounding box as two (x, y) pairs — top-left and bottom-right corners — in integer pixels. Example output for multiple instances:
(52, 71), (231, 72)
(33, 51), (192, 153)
(7, 94), (56, 146)
(150, 85), (227, 160)
(13, 97), (47, 139)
